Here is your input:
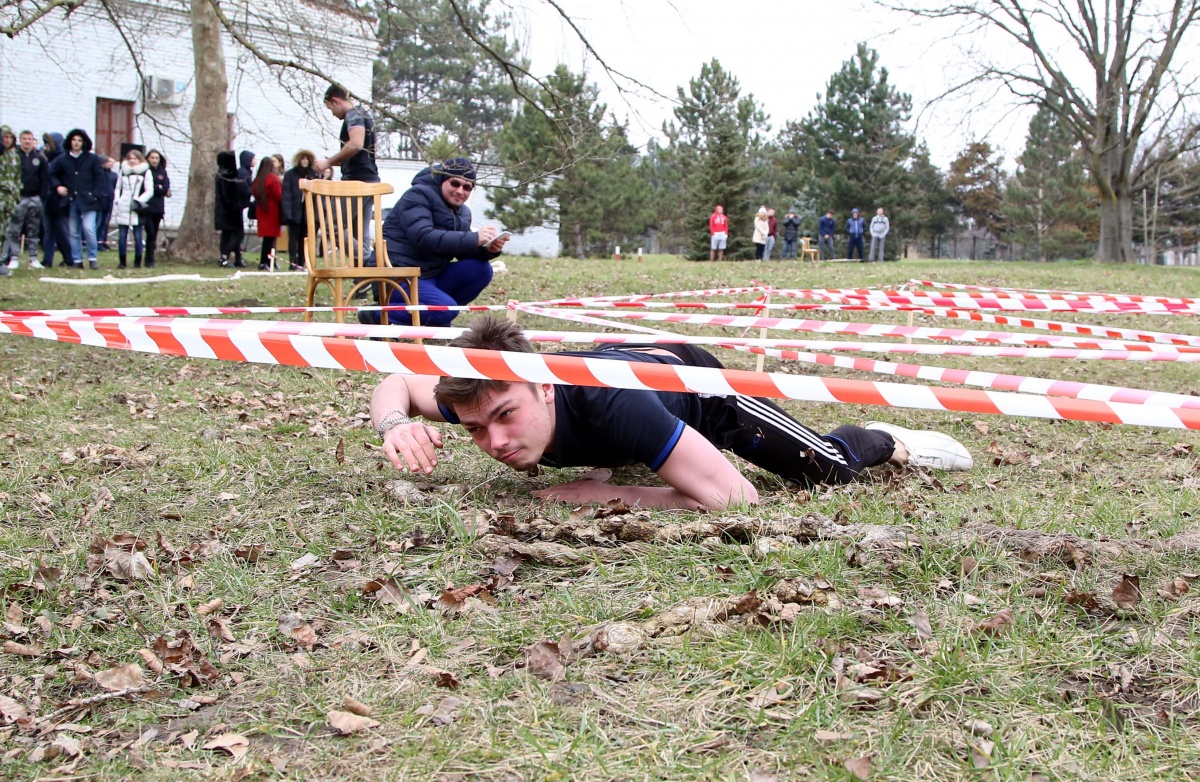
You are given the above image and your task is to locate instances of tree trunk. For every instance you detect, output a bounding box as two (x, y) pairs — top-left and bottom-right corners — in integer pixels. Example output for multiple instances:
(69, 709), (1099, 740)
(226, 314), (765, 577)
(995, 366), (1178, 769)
(573, 222), (584, 258)
(172, 0), (228, 262)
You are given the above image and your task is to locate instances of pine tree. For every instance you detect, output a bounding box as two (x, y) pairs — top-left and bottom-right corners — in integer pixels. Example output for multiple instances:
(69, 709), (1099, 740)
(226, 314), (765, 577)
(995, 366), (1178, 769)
(663, 60), (768, 260)
(908, 144), (955, 257)
(489, 66), (651, 257)
(784, 43), (914, 248)
(947, 142), (1007, 239)
(1003, 102), (1099, 260)
(372, 0), (520, 159)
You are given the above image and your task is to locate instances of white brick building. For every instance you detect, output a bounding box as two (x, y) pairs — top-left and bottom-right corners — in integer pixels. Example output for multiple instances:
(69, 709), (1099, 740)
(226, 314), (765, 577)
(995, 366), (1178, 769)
(0, 0), (560, 256)
(0, 0), (374, 231)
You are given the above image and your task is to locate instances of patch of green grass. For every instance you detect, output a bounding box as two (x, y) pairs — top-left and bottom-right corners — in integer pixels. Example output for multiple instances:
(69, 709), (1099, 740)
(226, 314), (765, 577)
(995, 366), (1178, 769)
(1, 255), (1199, 779)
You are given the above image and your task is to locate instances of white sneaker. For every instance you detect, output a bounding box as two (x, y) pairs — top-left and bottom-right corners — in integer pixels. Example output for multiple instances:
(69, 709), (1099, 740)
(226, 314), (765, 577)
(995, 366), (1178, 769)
(29, 260), (44, 270)
(865, 422), (973, 471)
(6, 259), (17, 269)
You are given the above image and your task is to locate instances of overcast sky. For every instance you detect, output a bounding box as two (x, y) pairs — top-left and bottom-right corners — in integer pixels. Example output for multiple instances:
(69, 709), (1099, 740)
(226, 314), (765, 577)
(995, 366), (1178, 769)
(510, 0), (1039, 170)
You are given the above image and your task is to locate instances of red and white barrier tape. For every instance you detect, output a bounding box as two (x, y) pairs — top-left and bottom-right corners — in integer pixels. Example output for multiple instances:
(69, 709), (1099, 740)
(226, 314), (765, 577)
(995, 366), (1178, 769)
(513, 306), (1200, 353)
(719, 344), (1200, 410)
(4, 313), (1199, 430)
(909, 279), (1200, 304)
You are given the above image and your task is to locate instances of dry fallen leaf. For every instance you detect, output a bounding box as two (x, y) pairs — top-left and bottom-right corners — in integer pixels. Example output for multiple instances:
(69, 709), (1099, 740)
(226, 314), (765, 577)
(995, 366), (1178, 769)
(3, 641), (43, 657)
(1157, 578), (1190, 601)
(335, 437), (346, 465)
(975, 608), (1015, 637)
(327, 709), (380, 735)
(138, 648), (164, 674)
(910, 612), (933, 640)
(969, 738), (995, 769)
(234, 544), (265, 564)
(196, 598), (224, 616)
(0, 694), (28, 724)
(207, 617), (236, 643)
(343, 695), (372, 717)
(524, 640), (566, 682)
(843, 754), (872, 780)
(290, 553), (321, 571)
(278, 613), (318, 648)
(363, 578), (410, 612)
(415, 696), (463, 726)
(94, 663), (144, 692)
(202, 732), (249, 759)
(814, 730), (854, 741)
(1112, 574), (1142, 610)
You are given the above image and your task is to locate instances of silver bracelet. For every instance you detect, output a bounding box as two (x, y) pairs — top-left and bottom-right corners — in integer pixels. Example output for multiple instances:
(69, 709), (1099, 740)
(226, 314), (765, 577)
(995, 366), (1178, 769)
(377, 410), (413, 440)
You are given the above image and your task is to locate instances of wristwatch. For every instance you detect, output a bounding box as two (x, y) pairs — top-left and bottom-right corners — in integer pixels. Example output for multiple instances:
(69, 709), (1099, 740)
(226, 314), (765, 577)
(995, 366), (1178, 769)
(377, 411), (413, 440)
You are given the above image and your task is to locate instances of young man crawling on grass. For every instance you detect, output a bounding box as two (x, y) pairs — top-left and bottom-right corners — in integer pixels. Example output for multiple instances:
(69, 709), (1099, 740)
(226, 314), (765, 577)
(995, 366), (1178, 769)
(370, 316), (973, 511)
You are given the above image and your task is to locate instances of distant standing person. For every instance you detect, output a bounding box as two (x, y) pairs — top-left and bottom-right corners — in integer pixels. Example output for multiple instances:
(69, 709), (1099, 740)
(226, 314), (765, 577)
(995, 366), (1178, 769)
(142, 149), (170, 269)
(846, 208), (866, 261)
(781, 210), (800, 260)
(2, 130), (47, 271)
(48, 129), (105, 269)
(752, 207), (768, 260)
(252, 158), (283, 270)
(282, 149), (318, 271)
(0, 127), (21, 273)
(708, 204), (728, 261)
(237, 151), (257, 223)
(818, 210), (836, 260)
(214, 150), (248, 268)
(763, 208), (778, 261)
(111, 148), (152, 269)
(39, 133), (69, 269)
(869, 207), (890, 262)
(316, 84), (380, 257)
(95, 156), (118, 252)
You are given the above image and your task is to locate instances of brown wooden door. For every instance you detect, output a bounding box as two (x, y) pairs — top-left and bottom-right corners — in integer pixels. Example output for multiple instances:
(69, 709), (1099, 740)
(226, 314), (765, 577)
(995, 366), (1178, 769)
(95, 99), (134, 158)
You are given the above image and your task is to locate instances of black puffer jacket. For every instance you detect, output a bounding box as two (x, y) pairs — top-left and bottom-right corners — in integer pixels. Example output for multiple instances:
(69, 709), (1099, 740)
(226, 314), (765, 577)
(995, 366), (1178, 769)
(281, 164), (317, 226)
(145, 164), (170, 217)
(214, 150), (248, 231)
(48, 129), (105, 212)
(381, 167), (498, 277)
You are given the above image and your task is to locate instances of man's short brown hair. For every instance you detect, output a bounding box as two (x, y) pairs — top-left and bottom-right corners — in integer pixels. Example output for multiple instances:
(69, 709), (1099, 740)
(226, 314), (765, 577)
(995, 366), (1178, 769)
(434, 316), (536, 410)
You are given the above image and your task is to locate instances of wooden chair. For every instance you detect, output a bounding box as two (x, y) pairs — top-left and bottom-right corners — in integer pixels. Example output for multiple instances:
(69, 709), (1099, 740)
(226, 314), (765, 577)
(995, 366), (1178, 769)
(300, 179), (420, 325)
(800, 237), (820, 262)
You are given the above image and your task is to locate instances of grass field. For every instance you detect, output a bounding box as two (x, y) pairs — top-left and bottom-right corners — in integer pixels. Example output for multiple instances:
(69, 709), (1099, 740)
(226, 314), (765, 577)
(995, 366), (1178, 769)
(1, 254), (1198, 781)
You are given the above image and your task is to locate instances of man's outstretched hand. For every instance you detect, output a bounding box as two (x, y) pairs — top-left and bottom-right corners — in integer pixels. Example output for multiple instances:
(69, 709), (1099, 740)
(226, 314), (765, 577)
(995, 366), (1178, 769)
(382, 421), (443, 474)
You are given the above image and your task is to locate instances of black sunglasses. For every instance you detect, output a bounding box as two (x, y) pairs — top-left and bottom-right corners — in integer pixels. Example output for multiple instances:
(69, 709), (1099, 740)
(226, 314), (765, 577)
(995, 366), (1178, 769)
(447, 178), (475, 192)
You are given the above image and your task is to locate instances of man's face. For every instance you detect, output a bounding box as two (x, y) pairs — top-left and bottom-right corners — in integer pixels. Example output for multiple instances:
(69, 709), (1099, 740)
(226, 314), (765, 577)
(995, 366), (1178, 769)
(19, 133), (35, 152)
(324, 97), (347, 119)
(455, 383), (555, 471)
(69, 135), (83, 152)
(826, 211), (833, 218)
(1, 132), (13, 150)
(440, 176), (474, 208)
(877, 208), (885, 215)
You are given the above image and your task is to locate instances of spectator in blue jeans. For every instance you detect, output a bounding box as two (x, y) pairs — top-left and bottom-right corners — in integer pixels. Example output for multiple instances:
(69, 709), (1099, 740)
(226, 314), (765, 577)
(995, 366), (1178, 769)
(361, 157), (510, 327)
(48, 129), (104, 269)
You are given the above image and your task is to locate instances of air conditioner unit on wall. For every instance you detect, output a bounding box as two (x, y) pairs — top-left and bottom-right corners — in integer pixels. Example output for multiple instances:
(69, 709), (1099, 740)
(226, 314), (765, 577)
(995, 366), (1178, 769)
(144, 76), (185, 107)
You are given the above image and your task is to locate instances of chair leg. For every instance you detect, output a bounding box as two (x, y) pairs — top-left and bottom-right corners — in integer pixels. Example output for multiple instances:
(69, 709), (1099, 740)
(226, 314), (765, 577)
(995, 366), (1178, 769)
(334, 278), (344, 324)
(410, 277), (420, 328)
(304, 277), (316, 322)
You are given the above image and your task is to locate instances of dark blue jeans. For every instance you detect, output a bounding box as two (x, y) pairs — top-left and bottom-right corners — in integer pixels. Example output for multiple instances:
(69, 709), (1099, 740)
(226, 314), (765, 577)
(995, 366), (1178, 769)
(379, 258), (495, 327)
(118, 224), (143, 264)
(847, 235), (864, 260)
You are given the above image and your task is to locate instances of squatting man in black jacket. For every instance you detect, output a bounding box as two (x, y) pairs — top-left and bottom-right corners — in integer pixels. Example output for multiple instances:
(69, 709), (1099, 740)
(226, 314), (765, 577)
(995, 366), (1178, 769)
(370, 317), (974, 511)
(358, 157), (509, 327)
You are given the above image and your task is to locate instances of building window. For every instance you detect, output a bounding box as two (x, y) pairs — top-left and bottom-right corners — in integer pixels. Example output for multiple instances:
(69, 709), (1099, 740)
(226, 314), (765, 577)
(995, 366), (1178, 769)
(95, 98), (135, 159)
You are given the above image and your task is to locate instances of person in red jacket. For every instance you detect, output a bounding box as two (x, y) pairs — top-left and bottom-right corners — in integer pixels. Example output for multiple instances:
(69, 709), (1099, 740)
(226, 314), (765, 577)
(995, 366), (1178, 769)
(251, 158), (283, 270)
(708, 204), (728, 261)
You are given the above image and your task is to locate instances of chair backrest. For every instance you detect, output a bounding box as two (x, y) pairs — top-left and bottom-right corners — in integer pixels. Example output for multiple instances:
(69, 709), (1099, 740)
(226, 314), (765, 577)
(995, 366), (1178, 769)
(300, 179), (395, 270)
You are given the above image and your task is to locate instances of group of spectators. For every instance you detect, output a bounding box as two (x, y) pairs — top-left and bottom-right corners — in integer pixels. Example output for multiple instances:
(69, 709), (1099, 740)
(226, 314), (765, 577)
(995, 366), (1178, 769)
(211, 84), (510, 326)
(0, 127), (170, 276)
(816, 207), (891, 262)
(707, 204), (893, 262)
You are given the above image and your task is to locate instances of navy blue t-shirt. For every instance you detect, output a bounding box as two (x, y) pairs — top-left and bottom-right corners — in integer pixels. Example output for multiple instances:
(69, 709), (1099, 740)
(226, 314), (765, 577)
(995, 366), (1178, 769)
(438, 349), (708, 472)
